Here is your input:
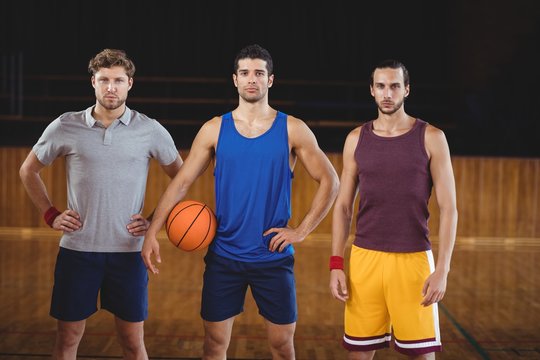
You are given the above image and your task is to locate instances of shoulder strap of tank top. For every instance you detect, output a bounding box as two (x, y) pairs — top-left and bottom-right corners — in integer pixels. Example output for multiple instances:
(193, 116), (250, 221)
(219, 111), (233, 132)
(358, 120), (372, 146)
(275, 111), (287, 123)
(222, 111), (232, 122)
(415, 118), (428, 152)
(216, 112), (233, 150)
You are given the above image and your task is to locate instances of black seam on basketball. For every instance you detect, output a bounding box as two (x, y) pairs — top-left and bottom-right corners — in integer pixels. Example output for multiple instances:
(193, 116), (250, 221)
(192, 205), (213, 250)
(168, 203), (201, 248)
(179, 205), (208, 249)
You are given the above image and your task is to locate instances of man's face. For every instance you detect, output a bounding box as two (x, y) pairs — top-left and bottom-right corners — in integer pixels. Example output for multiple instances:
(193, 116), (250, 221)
(233, 58), (274, 103)
(370, 67), (410, 115)
(91, 66), (133, 110)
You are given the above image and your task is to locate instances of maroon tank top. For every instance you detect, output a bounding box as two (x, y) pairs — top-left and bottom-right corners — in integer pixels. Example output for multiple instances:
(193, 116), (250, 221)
(354, 119), (432, 252)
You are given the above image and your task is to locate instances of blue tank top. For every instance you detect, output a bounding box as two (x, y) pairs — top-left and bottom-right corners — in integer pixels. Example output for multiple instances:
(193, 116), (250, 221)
(211, 111), (294, 262)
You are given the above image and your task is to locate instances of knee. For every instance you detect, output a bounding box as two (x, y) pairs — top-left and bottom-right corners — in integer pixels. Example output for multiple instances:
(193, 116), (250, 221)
(116, 331), (146, 357)
(268, 333), (295, 358)
(55, 322), (85, 350)
(203, 331), (229, 357)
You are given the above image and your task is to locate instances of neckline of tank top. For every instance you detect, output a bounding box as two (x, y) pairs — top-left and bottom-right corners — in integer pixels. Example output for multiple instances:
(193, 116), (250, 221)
(367, 118), (422, 141)
(229, 111), (282, 140)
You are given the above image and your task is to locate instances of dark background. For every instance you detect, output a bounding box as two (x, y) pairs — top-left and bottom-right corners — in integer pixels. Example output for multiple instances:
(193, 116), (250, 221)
(1, 0), (539, 156)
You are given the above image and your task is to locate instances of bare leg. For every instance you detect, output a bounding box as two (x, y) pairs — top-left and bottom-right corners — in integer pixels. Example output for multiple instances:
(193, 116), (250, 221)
(265, 319), (296, 360)
(52, 320), (85, 360)
(202, 317), (235, 360)
(412, 353), (435, 359)
(114, 317), (148, 360)
(348, 350), (376, 360)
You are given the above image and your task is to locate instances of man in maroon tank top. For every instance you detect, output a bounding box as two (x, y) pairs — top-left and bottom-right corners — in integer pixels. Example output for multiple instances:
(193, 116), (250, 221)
(329, 60), (458, 359)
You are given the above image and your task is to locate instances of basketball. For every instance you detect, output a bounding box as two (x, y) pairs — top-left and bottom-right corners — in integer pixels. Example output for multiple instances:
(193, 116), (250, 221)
(166, 200), (217, 251)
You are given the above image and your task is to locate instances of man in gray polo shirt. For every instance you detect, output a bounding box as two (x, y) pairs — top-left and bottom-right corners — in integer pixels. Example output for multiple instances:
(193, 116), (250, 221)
(19, 48), (182, 360)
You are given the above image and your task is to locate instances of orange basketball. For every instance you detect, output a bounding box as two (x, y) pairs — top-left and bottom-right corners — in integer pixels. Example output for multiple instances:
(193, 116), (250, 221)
(166, 200), (217, 251)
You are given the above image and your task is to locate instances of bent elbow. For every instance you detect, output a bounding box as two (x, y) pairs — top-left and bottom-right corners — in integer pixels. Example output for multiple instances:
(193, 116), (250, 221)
(19, 163), (30, 181)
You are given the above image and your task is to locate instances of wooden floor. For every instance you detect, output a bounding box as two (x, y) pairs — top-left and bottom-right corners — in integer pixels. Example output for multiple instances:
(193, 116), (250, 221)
(0, 228), (539, 359)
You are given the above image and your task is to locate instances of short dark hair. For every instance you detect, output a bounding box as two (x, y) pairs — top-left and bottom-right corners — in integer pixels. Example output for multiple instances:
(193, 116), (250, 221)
(88, 49), (136, 78)
(233, 44), (273, 75)
(370, 59), (409, 86)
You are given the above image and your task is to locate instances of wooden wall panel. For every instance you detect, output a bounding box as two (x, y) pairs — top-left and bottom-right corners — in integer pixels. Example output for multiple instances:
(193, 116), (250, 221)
(449, 157), (540, 238)
(452, 157), (481, 236)
(1, 147), (539, 238)
(289, 153), (343, 233)
(0, 148), (68, 228)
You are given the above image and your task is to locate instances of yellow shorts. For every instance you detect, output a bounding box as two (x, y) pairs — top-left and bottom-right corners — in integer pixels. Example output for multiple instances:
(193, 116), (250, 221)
(343, 245), (442, 356)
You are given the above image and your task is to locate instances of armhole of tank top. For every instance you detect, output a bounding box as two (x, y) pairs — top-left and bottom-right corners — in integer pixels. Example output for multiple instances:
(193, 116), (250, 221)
(216, 114), (226, 156)
(419, 121), (430, 161)
(353, 124), (365, 160)
(214, 114), (228, 170)
(358, 123), (368, 145)
(282, 113), (294, 176)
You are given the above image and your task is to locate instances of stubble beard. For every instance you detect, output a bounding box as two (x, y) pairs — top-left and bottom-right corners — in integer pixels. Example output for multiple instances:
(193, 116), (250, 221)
(376, 98), (405, 115)
(239, 87), (267, 104)
(97, 96), (126, 111)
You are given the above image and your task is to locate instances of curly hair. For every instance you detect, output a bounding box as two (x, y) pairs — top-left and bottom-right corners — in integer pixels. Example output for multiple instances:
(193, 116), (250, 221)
(88, 49), (136, 78)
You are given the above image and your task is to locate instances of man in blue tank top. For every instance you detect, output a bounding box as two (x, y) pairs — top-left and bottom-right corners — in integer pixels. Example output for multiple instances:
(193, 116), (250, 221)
(143, 44), (339, 359)
(329, 60), (458, 359)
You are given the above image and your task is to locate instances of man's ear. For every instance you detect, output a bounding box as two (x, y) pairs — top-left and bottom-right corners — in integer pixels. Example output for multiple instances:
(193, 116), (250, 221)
(268, 74), (274, 88)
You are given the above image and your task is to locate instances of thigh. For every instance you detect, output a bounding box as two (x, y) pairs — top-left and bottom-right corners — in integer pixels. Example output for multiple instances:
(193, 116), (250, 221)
(50, 247), (105, 321)
(386, 250), (442, 354)
(344, 246), (391, 351)
(249, 255), (297, 325)
(101, 252), (148, 322)
(201, 251), (249, 322)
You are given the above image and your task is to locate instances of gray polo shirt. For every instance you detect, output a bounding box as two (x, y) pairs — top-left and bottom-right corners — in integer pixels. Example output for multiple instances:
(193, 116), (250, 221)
(33, 106), (179, 252)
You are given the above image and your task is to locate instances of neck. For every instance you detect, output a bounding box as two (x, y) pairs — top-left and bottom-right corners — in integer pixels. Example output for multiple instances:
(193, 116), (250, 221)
(234, 100), (274, 122)
(375, 109), (412, 129)
(93, 103), (126, 126)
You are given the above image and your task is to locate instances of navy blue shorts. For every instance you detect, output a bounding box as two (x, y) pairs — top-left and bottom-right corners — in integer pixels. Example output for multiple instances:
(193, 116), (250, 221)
(201, 251), (297, 324)
(50, 247), (148, 322)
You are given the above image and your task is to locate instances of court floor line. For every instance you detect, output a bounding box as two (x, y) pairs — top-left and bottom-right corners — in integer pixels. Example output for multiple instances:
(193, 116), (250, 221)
(439, 303), (491, 360)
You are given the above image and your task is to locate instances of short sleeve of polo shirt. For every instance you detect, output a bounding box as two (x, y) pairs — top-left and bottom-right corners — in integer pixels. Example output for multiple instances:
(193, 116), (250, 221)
(32, 117), (67, 166)
(149, 120), (179, 165)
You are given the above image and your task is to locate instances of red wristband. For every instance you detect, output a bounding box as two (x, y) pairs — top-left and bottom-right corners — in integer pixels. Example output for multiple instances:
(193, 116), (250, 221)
(44, 206), (61, 228)
(329, 256), (344, 270)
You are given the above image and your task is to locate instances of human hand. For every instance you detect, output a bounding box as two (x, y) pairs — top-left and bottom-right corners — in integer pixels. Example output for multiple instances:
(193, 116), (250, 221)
(421, 270), (448, 306)
(127, 214), (150, 236)
(329, 269), (349, 302)
(141, 234), (161, 274)
(264, 226), (305, 252)
(52, 209), (82, 232)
